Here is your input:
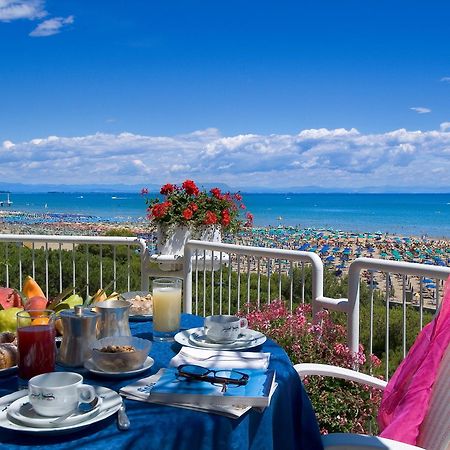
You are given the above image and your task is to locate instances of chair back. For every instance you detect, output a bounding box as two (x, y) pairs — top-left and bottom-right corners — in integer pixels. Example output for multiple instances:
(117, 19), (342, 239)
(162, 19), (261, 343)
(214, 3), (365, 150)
(417, 344), (450, 450)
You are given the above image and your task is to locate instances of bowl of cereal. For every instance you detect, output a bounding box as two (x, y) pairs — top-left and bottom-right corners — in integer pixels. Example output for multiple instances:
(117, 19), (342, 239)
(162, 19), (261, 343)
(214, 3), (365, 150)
(91, 336), (151, 372)
(120, 291), (153, 320)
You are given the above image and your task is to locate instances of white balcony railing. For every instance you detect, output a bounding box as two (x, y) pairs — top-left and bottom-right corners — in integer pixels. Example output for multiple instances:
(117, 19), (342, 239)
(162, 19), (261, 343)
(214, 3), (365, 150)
(1, 233), (449, 376)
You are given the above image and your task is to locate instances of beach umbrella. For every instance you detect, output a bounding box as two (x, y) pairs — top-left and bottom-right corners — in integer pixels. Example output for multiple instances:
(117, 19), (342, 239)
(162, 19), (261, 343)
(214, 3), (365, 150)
(426, 283), (437, 289)
(326, 255), (335, 261)
(422, 278), (433, 283)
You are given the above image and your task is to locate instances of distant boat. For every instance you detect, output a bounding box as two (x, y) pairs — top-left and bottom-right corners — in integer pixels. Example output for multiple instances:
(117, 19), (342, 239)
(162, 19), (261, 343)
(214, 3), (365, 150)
(111, 196), (128, 200)
(0, 193), (13, 207)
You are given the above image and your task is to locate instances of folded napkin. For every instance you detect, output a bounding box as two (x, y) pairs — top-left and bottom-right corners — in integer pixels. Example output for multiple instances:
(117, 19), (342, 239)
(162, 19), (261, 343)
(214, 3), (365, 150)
(170, 347), (271, 370)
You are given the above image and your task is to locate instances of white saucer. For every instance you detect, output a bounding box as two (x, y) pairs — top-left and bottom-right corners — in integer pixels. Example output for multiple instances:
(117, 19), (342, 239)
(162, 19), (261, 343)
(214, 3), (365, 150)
(84, 355), (154, 378)
(0, 386), (122, 435)
(175, 327), (266, 350)
(7, 395), (102, 428)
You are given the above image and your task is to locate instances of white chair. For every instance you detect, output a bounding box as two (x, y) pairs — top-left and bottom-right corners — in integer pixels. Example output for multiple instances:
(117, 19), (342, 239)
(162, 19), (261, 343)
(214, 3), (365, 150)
(294, 344), (450, 450)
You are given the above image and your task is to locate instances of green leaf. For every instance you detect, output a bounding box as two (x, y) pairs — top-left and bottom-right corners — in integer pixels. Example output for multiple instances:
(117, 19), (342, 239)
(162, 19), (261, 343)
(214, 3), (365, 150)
(53, 303), (71, 314)
(47, 285), (76, 310)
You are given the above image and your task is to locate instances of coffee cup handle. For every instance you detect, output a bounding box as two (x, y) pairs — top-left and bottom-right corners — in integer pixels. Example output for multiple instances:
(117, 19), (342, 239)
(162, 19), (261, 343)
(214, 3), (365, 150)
(240, 318), (248, 329)
(77, 385), (96, 404)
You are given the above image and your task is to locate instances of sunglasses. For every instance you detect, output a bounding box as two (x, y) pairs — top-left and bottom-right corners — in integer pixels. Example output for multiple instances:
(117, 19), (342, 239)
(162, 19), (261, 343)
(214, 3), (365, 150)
(177, 364), (249, 392)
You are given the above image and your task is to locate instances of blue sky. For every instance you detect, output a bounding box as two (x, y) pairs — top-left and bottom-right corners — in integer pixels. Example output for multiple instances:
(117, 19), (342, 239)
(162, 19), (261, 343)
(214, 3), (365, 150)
(1, 1), (450, 190)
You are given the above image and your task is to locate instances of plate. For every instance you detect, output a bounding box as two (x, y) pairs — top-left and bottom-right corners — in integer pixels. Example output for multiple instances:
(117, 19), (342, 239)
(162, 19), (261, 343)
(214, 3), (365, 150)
(174, 328), (266, 350)
(84, 355), (154, 378)
(7, 395), (102, 428)
(0, 386), (122, 435)
(128, 314), (153, 322)
(121, 291), (153, 320)
(0, 365), (17, 377)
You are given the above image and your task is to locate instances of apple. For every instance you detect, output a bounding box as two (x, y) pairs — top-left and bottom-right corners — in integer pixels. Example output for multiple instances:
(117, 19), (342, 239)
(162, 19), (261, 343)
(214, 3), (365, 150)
(0, 287), (23, 309)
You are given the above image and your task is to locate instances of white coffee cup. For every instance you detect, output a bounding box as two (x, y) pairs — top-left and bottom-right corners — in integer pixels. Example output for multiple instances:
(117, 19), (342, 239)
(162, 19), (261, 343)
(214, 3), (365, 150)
(204, 315), (248, 343)
(28, 372), (96, 417)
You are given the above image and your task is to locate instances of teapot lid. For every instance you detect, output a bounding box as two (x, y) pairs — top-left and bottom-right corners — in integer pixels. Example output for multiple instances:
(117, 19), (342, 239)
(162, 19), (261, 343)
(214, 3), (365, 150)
(60, 306), (98, 319)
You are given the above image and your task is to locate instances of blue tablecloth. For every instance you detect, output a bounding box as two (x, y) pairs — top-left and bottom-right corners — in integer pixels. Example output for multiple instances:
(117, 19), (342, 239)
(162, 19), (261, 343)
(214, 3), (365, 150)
(0, 314), (323, 450)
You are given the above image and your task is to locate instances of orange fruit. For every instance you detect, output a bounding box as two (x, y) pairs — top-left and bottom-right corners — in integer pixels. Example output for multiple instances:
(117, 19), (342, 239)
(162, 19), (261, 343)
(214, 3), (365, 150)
(31, 317), (50, 326)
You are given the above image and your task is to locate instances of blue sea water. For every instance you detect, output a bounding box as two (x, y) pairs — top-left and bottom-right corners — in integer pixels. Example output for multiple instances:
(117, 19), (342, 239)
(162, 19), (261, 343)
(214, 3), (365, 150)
(2, 192), (450, 238)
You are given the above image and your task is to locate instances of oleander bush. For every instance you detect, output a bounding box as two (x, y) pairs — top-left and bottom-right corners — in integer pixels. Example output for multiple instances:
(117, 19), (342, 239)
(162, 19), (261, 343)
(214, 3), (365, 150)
(243, 300), (383, 435)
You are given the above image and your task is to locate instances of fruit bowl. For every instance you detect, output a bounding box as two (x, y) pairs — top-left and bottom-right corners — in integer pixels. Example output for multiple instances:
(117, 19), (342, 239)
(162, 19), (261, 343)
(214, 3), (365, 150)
(91, 336), (151, 372)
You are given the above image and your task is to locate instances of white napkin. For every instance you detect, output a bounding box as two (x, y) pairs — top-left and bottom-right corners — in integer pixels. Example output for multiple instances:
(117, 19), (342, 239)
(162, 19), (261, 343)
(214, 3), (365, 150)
(170, 346), (270, 370)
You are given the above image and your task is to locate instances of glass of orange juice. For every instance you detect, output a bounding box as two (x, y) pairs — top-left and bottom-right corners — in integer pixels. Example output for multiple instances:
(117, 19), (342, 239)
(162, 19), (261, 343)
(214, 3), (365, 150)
(152, 278), (182, 341)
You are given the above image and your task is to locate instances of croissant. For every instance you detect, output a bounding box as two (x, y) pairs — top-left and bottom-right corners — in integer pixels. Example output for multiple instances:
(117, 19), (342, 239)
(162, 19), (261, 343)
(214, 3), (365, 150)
(0, 343), (17, 369)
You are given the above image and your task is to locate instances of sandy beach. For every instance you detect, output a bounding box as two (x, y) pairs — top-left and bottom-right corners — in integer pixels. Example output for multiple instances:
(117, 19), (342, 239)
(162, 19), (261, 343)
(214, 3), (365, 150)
(1, 211), (449, 308)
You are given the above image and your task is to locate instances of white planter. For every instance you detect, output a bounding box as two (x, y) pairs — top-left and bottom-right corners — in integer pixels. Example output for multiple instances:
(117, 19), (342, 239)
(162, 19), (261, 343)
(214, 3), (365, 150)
(155, 226), (222, 271)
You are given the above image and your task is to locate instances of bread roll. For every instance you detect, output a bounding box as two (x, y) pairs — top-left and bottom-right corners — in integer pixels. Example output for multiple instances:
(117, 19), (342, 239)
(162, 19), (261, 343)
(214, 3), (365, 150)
(0, 343), (17, 369)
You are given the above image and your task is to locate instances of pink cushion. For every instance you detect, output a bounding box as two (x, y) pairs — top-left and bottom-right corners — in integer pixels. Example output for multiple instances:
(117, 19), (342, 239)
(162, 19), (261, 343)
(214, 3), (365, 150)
(378, 275), (450, 445)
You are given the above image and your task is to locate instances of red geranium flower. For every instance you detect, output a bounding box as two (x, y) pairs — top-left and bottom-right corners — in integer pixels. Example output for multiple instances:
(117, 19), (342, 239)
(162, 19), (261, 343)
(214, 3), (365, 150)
(141, 187), (149, 195)
(221, 209), (230, 226)
(210, 188), (222, 199)
(151, 201), (172, 218)
(182, 180), (199, 196)
(160, 183), (175, 195)
(204, 211), (218, 225)
(143, 181), (252, 232)
(182, 208), (193, 220)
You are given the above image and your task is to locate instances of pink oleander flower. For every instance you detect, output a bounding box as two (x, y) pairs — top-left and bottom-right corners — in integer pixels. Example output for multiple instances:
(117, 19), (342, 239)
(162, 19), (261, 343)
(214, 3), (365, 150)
(240, 300), (383, 436)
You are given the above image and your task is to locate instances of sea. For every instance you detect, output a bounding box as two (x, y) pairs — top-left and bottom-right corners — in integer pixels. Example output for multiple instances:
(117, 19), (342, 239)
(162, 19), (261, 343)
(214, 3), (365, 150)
(2, 192), (450, 238)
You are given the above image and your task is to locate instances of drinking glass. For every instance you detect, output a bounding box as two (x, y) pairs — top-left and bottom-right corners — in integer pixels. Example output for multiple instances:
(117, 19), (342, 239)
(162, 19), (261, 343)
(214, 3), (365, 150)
(152, 278), (182, 341)
(17, 310), (56, 380)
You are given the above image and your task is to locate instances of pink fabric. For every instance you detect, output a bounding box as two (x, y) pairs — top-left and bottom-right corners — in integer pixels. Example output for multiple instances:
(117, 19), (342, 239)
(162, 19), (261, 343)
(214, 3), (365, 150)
(378, 275), (450, 445)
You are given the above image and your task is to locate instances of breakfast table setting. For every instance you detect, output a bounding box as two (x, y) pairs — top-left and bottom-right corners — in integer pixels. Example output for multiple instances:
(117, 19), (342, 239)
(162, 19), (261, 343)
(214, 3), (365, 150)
(0, 278), (323, 450)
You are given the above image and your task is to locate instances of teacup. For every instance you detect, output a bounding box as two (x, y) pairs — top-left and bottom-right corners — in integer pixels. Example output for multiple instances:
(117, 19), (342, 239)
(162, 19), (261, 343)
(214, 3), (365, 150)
(204, 315), (248, 343)
(28, 372), (96, 417)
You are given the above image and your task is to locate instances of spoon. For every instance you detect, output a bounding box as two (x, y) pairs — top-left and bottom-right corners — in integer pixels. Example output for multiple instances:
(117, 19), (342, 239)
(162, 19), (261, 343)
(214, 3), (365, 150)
(117, 402), (130, 431)
(50, 397), (99, 424)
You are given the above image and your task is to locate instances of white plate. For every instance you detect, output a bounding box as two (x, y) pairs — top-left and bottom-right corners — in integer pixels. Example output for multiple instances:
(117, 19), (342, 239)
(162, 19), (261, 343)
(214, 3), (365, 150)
(0, 386), (122, 435)
(84, 355), (154, 378)
(7, 395), (102, 428)
(174, 327), (266, 350)
(0, 365), (17, 377)
(121, 291), (153, 320)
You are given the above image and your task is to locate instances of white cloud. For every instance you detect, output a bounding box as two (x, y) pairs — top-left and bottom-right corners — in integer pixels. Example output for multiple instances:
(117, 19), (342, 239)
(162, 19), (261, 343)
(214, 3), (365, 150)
(2, 127), (450, 190)
(410, 107), (431, 114)
(0, 0), (46, 21)
(2, 140), (15, 149)
(440, 77), (450, 83)
(29, 14), (73, 37)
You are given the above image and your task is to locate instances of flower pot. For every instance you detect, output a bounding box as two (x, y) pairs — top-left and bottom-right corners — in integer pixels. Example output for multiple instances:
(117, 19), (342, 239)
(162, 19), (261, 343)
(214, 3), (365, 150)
(155, 226), (222, 271)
